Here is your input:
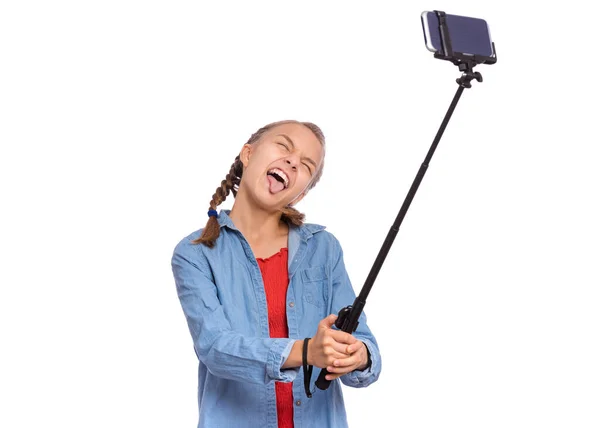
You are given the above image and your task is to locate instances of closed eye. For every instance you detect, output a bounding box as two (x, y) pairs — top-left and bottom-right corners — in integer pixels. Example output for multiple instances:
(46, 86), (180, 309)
(277, 140), (314, 174)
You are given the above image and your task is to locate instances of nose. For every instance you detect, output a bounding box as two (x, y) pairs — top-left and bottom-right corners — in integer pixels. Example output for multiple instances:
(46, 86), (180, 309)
(285, 158), (297, 171)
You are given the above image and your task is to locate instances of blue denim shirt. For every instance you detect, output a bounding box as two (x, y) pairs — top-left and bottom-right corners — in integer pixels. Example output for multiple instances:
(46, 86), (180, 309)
(171, 210), (381, 428)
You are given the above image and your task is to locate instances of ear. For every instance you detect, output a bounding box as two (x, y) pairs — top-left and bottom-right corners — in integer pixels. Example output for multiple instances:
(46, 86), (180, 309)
(239, 144), (253, 168)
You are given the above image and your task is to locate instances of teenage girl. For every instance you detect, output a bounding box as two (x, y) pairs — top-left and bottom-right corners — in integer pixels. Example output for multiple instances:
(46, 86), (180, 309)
(171, 120), (381, 428)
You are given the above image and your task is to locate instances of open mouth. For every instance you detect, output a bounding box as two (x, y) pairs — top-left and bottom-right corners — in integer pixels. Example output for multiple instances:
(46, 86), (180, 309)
(266, 168), (289, 194)
(267, 168), (289, 188)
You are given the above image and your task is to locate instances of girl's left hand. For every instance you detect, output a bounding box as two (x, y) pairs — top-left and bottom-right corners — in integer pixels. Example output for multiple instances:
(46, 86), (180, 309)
(324, 341), (369, 381)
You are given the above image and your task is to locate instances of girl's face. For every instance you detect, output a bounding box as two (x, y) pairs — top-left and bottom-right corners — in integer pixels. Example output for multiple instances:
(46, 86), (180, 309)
(239, 123), (324, 210)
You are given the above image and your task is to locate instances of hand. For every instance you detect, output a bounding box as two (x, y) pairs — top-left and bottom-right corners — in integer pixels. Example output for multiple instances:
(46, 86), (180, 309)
(308, 314), (357, 368)
(323, 340), (369, 381)
(308, 314), (369, 380)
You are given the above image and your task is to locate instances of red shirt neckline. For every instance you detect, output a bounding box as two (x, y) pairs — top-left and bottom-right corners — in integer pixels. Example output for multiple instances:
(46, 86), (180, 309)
(256, 247), (288, 262)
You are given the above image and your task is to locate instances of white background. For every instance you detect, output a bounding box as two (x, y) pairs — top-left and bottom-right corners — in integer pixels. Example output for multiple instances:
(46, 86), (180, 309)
(1, 1), (599, 427)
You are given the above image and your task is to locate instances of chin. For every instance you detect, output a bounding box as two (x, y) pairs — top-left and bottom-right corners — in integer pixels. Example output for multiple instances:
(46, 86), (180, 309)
(250, 192), (286, 212)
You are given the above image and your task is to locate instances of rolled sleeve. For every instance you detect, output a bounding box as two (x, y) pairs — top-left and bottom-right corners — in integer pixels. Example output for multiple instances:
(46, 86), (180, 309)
(172, 238), (300, 385)
(267, 339), (300, 382)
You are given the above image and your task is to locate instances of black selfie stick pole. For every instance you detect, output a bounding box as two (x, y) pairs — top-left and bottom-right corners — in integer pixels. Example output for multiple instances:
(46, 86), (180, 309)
(314, 10), (496, 391)
(314, 74), (476, 390)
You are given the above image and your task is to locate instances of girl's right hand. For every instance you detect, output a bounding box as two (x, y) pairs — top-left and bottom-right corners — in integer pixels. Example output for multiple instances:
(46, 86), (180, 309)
(308, 314), (359, 369)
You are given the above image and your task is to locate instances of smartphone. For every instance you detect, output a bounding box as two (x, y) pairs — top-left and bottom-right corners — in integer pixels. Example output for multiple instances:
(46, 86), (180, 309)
(421, 11), (494, 58)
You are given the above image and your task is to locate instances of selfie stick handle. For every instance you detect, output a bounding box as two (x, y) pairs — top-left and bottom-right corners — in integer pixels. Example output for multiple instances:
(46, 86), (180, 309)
(314, 13), (489, 389)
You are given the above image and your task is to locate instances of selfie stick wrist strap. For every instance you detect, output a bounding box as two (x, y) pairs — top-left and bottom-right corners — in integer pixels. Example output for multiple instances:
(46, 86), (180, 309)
(303, 338), (313, 398)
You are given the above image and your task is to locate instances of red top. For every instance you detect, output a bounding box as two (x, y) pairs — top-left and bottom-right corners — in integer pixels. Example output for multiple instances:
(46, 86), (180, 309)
(257, 247), (294, 428)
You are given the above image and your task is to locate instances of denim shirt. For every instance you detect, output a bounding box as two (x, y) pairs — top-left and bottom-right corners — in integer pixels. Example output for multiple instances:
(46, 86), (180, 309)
(171, 210), (381, 428)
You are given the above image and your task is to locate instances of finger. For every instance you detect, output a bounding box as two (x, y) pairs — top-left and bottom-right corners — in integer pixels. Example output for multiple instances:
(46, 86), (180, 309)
(325, 372), (344, 381)
(328, 329), (358, 345)
(330, 350), (349, 361)
(324, 340), (352, 356)
(326, 365), (356, 375)
(319, 349), (348, 365)
(345, 341), (366, 354)
(319, 314), (338, 329)
(328, 355), (360, 370)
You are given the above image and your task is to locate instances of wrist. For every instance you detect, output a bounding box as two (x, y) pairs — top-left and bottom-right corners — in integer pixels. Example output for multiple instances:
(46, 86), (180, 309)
(357, 343), (371, 371)
(306, 338), (314, 366)
(282, 340), (303, 369)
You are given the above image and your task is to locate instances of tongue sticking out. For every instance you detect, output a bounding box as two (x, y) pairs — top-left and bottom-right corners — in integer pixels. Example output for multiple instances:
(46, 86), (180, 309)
(267, 175), (285, 194)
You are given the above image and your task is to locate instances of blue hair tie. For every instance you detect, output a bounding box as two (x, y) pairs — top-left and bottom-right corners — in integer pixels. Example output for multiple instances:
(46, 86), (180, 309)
(208, 209), (218, 218)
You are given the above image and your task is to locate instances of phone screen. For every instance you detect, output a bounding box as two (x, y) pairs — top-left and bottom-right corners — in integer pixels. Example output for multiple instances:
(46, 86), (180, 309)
(421, 12), (493, 57)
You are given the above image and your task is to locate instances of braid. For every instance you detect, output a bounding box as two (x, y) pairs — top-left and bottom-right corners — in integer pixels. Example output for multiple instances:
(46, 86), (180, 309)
(229, 156), (243, 197)
(280, 205), (305, 226)
(192, 157), (242, 247)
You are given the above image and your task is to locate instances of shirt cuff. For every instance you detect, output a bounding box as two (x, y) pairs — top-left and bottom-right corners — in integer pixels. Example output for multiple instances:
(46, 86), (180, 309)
(267, 338), (299, 382)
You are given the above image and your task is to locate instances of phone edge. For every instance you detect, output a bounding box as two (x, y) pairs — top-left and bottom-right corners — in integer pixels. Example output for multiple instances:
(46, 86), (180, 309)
(421, 11), (438, 53)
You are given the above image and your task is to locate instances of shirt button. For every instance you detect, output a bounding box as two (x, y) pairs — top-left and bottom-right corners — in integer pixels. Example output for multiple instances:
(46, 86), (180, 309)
(289, 302), (295, 308)
(295, 400), (302, 406)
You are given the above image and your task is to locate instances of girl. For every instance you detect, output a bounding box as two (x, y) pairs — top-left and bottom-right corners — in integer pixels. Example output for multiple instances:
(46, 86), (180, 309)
(171, 120), (381, 428)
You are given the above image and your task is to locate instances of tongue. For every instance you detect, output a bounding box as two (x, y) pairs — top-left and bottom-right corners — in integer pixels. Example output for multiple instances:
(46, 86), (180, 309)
(267, 175), (285, 193)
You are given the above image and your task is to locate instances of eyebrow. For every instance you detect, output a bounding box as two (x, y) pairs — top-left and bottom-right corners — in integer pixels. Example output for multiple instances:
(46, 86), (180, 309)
(275, 133), (318, 170)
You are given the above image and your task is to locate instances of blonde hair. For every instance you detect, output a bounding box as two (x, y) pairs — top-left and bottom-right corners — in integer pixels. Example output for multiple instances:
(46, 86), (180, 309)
(192, 120), (326, 248)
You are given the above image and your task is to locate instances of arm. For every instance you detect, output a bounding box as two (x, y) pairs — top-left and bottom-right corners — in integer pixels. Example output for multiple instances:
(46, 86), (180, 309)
(171, 238), (299, 385)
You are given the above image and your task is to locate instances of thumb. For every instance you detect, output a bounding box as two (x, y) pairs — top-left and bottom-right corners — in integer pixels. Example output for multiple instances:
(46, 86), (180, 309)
(320, 313), (338, 329)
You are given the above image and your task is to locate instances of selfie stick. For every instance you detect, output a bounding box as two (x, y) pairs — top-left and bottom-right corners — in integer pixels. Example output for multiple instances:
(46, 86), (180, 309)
(314, 10), (497, 391)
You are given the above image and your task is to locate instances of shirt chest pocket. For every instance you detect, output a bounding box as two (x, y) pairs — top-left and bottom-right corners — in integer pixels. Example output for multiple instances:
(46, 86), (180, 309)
(300, 265), (329, 309)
